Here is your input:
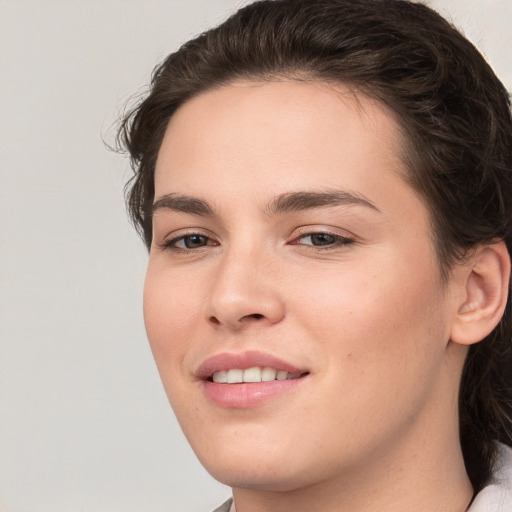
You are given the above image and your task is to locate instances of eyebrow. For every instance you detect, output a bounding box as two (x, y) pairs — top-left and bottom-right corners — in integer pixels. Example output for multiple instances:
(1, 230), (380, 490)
(265, 190), (380, 215)
(152, 194), (214, 216)
(151, 190), (380, 217)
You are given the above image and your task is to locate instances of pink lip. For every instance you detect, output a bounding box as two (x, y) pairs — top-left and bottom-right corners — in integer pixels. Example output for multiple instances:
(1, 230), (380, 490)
(196, 350), (309, 409)
(202, 379), (306, 408)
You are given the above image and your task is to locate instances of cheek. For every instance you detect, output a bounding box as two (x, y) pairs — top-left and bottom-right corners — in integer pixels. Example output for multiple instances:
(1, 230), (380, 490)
(143, 266), (201, 374)
(292, 255), (448, 387)
(283, 262), (450, 463)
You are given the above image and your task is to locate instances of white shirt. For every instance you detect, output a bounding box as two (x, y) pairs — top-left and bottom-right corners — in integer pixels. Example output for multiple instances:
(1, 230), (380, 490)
(467, 443), (512, 512)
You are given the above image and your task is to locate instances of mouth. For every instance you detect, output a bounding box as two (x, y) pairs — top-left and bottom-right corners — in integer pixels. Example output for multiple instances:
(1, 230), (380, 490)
(196, 351), (310, 408)
(210, 367), (308, 383)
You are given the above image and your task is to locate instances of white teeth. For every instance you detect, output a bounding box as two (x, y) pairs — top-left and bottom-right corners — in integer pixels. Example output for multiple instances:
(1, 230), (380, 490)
(227, 369), (244, 383)
(211, 367), (304, 383)
(243, 367), (262, 382)
(212, 370), (227, 383)
(261, 367), (277, 381)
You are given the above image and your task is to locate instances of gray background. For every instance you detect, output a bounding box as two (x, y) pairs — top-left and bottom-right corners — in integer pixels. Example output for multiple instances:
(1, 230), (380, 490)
(0, 1), (510, 511)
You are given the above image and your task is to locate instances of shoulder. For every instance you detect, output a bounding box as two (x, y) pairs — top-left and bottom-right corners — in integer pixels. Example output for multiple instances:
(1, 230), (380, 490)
(468, 443), (512, 512)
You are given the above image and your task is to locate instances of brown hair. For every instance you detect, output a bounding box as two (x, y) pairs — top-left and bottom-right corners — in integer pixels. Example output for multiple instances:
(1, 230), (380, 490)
(118, 0), (512, 491)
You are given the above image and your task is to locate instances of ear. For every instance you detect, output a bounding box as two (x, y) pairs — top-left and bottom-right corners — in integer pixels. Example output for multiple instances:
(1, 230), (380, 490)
(450, 241), (511, 346)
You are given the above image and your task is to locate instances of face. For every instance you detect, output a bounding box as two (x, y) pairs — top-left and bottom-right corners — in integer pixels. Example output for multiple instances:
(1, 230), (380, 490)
(145, 80), (461, 492)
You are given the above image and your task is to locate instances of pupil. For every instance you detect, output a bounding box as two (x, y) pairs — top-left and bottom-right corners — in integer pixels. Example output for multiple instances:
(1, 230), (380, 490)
(185, 235), (206, 248)
(312, 233), (335, 246)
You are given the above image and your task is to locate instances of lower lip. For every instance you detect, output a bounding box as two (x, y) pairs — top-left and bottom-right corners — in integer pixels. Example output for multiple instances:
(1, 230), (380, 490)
(202, 377), (306, 408)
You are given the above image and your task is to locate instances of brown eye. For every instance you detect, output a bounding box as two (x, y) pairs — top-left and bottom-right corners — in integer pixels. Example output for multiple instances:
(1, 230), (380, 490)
(299, 233), (338, 246)
(293, 232), (355, 249)
(160, 233), (218, 252)
(180, 234), (209, 249)
(307, 233), (337, 246)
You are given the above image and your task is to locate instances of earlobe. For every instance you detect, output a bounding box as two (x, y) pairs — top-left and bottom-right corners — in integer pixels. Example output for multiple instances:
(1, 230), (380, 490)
(450, 241), (511, 346)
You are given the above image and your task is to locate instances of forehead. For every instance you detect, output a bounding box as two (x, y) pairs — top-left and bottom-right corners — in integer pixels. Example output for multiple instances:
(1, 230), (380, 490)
(155, 80), (408, 201)
(155, 80), (412, 208)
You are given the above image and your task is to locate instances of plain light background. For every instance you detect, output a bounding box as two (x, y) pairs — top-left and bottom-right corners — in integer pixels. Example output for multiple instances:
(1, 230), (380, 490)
(0, 1), (510, 511)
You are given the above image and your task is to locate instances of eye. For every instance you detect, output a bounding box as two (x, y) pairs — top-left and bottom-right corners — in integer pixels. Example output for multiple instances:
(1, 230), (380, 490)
(160, 233), (218, 252)
(292, 231), (355, 249)
(300, 233), (338, 246)
(176, 234), (210, 249)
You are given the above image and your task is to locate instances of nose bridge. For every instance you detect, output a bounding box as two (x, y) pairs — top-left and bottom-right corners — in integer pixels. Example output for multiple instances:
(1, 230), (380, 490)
(206, 237), (284, 328)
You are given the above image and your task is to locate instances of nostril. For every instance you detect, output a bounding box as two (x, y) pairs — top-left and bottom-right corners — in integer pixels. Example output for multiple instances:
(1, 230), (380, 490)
(208, 316), (221, 326)
(246, 313), (264, 320)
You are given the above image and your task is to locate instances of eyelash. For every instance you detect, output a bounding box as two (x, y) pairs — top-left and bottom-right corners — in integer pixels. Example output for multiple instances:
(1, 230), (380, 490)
(158, 230), (355, 254)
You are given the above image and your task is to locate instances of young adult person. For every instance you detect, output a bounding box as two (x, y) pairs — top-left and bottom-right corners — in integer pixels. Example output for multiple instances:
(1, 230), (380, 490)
(118, 1), (512, 510)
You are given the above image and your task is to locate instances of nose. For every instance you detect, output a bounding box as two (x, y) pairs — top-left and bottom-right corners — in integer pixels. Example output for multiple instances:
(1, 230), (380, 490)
(206, 247), (285, 330)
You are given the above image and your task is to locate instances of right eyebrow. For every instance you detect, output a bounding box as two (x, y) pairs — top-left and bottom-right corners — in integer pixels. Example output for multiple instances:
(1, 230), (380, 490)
(266, 190), (380, 215)
(151, 194), (215, 216)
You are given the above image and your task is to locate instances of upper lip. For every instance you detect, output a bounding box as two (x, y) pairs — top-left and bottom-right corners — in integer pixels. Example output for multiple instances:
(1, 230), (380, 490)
(195, 350), (308, 380)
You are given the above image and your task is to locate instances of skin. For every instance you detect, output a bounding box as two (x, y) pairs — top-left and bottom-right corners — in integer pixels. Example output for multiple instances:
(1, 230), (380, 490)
(145, 80), (476, 512)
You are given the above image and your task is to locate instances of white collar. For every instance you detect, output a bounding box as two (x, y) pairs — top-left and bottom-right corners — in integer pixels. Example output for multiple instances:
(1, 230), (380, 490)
(467, 443), (512, 512)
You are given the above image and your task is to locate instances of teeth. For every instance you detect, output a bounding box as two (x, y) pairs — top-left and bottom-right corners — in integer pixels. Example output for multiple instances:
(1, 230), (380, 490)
(212, 367), (304, 383)
(212, 370), (227, 383)
(227, 369), (244, 383)
(261, 367), (277, 381)
(243, 367), (262, 382)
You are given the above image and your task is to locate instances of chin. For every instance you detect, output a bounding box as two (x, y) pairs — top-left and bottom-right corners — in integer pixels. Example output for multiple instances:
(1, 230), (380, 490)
(203, 458), (312, 492)
(183, 427), (298, 490)
(190, 430), (335, 493)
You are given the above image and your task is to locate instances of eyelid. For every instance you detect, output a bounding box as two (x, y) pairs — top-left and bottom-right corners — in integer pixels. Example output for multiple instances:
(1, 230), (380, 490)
(290, 225), (355, 239)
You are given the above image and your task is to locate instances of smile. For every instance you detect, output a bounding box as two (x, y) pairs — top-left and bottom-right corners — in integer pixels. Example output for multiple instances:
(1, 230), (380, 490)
(212, 367), (305, 383)
(197, 351), (310, 408)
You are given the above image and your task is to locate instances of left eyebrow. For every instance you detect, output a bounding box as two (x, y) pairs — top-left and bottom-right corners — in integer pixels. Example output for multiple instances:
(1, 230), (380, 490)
(151, 194), (215, 216)
(265, 190), (380, 215)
